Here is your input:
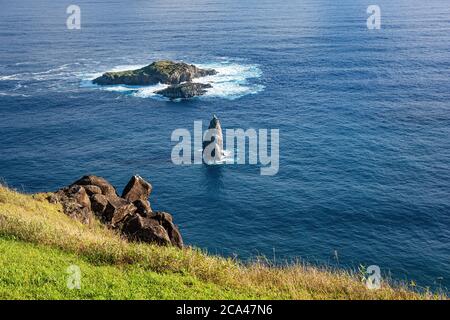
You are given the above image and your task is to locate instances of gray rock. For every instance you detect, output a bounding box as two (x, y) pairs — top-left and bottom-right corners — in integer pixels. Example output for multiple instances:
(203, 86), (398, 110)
(156, 82), (212, 99)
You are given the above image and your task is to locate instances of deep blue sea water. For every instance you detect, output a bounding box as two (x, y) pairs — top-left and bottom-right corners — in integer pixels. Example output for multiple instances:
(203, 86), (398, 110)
(1, 0), (449, 291)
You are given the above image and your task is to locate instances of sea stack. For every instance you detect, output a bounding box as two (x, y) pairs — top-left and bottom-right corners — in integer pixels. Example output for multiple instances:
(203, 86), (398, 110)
(202, 115), (224, 163)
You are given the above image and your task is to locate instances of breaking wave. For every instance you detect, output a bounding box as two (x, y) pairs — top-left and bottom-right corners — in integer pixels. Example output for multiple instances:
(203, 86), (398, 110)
(0, 63), (79, 81)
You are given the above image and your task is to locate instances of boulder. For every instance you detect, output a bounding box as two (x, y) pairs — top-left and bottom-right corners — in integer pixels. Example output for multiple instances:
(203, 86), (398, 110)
(111, 203), (137, 228)
(92, 60), (217, 86)
(49, 185), (92, 224)
(51, 175), (183, 248)
(90, 193), (108, 215)
(152, 212), (184, 248)
(122, 215), (171, 246)
(155, 83), (212, 99)
(133, 199), (152, 217)
(72, 175), (117, 198)
(103, 196), (135, 226)
(122, 175), (152, 202)
(83, 185), (102, 196)
(202, 114), (224, 162)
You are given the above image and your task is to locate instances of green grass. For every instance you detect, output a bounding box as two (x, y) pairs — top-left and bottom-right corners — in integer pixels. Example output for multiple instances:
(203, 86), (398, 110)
(0, 237), (263, 299)
(0, 186), (444, 300)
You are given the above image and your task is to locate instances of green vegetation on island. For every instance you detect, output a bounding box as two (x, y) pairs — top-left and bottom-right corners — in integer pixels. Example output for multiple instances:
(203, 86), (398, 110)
(93, 60), (216, 86)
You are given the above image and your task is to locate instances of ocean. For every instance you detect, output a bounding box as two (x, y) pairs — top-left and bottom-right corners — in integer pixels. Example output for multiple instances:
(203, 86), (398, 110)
(0, 0), (449, 291)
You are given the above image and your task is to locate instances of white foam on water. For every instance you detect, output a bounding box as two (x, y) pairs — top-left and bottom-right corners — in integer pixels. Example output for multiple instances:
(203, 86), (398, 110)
(0, 91), (30, 97)
(214, 149), (235, 164)
(0, 74), (20, 81)
(196, 149), (235, 165)
(0, 63), (78, 81)
(196, 62), (264, 100)
(79, 60), (264, 101)
(79, 73), (102, 88)
(131, 83), (170, 99)
(103, 85), (137, 92)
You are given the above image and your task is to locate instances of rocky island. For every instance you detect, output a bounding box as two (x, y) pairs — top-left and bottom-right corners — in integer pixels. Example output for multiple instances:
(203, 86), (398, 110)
(93, 60), (217, 99)
(155, 83), (212, 100)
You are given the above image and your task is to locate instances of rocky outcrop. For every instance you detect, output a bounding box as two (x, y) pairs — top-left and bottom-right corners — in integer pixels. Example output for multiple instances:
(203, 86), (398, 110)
(73, 175), (118, 198)
(122, 211), (183, 247)
(202, 114), (225, 162)
(90, 193), (108, 215)
(49, 175), (183, 248)
(155, 83), (212, 99)
(49, 185), (93, 224)
(92, 60), (217, 86)
(122, 175), (152, 202)
(122, 214), (171, 246)
(133, 199), (152, 217)
(121, 175), (152, 217)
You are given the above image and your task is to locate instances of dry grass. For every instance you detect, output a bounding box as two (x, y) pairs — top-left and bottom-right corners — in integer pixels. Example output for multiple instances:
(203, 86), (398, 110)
(0, 185), (444, 299)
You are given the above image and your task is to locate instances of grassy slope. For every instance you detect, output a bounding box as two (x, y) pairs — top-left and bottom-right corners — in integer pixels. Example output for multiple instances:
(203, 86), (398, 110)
(0, 238), (257, 299)
(0, 186), (441, 300)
